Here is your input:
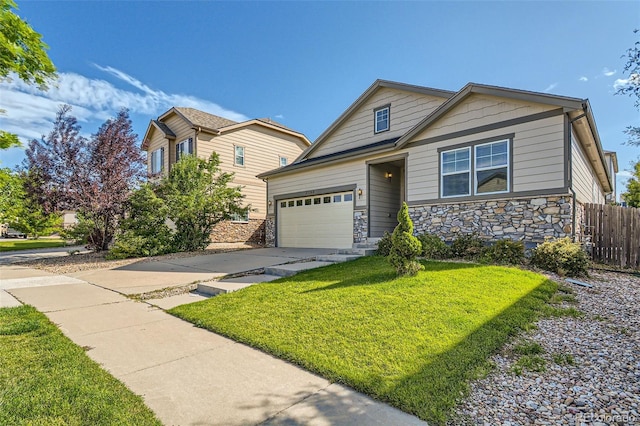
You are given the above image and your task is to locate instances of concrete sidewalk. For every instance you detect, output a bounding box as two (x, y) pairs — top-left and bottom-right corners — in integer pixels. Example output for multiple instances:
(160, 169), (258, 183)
(1, 265), (426, 425)
(0, 244), (88, 265)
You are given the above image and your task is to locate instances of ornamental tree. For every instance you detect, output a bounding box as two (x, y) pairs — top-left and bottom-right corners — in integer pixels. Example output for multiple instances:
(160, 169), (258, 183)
(388, 202), (423, 276)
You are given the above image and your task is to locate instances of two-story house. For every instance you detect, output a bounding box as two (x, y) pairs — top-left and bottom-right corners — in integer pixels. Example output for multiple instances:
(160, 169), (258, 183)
(142, 107), (310, 244)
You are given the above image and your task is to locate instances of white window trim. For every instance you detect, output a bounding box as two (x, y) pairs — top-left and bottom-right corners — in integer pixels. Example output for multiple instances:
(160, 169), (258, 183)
(230, 211), (249, 223)
(151, 147), (164, 174)
(440, 147), (471, 198)
(176, 138), (193, 161)
(374, 106), (390, 133)
(474, 140), (510, 196)
(279, 156), (287, 167)
(234, 145), (245, 166)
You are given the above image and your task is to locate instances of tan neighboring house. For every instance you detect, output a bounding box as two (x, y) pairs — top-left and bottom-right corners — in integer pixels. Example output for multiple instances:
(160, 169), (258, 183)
(142, 107), (310, 244)
(258, 80), (616, 249)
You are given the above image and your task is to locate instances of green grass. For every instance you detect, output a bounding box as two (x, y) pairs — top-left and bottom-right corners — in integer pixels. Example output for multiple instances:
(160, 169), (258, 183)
(0, 305), (160, 425)
(0, 238), (66, 252)
(170, 257), (556, 424)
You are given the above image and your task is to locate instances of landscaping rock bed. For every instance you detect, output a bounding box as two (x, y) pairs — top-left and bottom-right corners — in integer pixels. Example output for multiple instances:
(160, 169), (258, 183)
(454, 269), (640, 425)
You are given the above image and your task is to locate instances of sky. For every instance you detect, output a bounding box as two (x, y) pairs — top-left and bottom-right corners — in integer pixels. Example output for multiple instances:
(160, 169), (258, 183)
(1, 1), (639, 200)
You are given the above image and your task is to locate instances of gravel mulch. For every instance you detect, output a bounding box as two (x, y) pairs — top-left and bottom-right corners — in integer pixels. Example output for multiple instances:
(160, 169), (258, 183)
(453, 269), (640, 425)
(19, 242), (261, 275)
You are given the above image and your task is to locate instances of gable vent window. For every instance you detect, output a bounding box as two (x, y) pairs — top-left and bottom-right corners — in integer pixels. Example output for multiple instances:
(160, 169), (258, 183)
(176, 138), (193, 161)
(374, 106), (390, 133)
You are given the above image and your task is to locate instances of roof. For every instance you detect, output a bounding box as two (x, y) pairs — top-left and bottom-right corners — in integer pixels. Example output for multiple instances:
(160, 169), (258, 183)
(172, 107), (238, 131)
(217, 118), (311, 146)
(260, 80), (614, 192)
(152, 120), (175, 138)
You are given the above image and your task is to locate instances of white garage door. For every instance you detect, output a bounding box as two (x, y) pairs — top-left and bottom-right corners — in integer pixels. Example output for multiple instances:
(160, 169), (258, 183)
(278, 191), (354, 248)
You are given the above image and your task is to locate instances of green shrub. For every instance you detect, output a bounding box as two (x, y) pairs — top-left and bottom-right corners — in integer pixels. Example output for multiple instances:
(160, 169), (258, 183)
(417, 233), (451, 259)
(530, 237), (590, 277)
(388, 202), (423, 276)
(450, 232), (485, 260)
(482, 239), (525, 265)
(376, 231), (393, 256)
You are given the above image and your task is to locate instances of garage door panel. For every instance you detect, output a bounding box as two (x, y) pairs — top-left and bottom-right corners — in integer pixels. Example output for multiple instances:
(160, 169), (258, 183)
(278, 192), (353, 249)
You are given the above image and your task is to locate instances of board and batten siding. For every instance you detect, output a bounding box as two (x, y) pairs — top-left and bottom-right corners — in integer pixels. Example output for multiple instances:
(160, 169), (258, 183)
(198, 125), (307, 219)
(308, 87), (447, 159)
(571, 130), (605, 204)
(405, 114), (566, 201)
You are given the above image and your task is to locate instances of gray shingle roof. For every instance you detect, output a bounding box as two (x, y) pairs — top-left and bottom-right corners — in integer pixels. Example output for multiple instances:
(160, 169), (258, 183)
(153, 120), (176, 138)
(175, 107), (238, 130)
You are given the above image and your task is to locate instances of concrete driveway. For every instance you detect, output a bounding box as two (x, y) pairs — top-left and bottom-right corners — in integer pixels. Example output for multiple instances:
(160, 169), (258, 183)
(67, 247), (336, 295)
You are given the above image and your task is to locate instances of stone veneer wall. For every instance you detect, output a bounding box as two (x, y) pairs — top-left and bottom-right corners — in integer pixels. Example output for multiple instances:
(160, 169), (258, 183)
(265, 216), (276, 247)
(354, 209), (368, 243)
(409, 195), (578, 243)
(210, 219), (265, 244)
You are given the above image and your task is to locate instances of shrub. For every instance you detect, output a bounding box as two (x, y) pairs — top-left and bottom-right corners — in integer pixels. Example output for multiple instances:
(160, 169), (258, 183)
(530, 237), (590, 277)
(417, 233), (451, 259)
(450, 232), (485, 260)
(482, 239), (525, 265)
(388, 202), (423, 276)
(376, 231), (393, 256)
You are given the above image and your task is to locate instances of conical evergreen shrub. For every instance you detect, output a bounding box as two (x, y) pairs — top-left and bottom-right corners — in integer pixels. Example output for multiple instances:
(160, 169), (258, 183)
(388, 202), (423, 276)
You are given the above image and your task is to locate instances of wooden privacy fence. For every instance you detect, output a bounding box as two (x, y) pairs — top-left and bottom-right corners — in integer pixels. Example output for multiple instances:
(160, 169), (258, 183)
(583, 203), (640, 269)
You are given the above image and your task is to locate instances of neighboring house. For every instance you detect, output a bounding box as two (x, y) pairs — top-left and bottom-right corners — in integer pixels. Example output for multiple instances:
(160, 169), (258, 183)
(258, 80), (616, 249)
(142, 107), (310, 244)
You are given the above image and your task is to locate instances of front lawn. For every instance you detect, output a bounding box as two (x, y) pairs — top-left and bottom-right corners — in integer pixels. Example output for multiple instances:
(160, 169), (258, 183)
(0, 238), (66, 252)
(170, 257), (556, 424)
(0, 305), (160, 425)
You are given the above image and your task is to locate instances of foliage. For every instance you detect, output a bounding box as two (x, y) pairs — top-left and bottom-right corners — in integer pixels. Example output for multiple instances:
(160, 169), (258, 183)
(108, 184), (173, 259)
(170, 256), (557, 425)
(9, 197), (61, 238)
(616, 30), (640, 147)
(0, 167), (22, 222)
(481, 239), (525, 265)
(450, 232), (485, 259)
(375, 231), (393, 256)
(417, 233), (451, 259)
(388, 202), (423, 276)
(0, 0), (56, 149)
(159, 153), (246, 252)
(23, 106), (145, 250)
(0, 305), (161, 425)
(530, 237), (590, 277)
(59, 212), (94, 245)
(622, 160), (640, 207)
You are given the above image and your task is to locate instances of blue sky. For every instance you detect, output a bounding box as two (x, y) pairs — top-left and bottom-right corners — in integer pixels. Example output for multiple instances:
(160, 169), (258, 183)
(1, 1), (639, 199)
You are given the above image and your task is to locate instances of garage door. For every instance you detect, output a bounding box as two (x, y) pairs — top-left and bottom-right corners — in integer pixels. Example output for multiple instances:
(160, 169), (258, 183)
(278, 191), (354, 248)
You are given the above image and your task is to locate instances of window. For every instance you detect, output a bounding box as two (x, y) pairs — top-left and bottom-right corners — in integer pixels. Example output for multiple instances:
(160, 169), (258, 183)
(374, 106), (390, 133)
(280, 201), (286, 208)
(344, 193), (353, 202)
(279, 156), (287, 167)
(475, 140), (509, 194)
(230, 212), (249, 222)
(313, 197), (321, 205)
(440, 139), (511, 198)
(333, 195), (342, 202)
(288, 201), (294, 207)
(323, 196), (331, 203)
(296, 200), (303, 206)
(151, 147), (164, 174)
(304, 198), (312, 205)
(176, 138), (193, 162)
(441, 147), (471, 197)
(234, 145), (245, 166)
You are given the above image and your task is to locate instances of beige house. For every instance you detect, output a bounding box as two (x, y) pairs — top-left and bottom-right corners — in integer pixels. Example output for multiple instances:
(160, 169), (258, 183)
(142, 107), (310, 243)
(258, 80), (616, 249)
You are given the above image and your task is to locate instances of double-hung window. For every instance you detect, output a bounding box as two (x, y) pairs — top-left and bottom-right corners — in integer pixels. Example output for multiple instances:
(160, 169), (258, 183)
(279, 156), (287, 167)
(475, 140), (509, 194)
(176, 138), (193, 161)
(234, 145), (245, 166)
(440, 139), (510, 198)
(374, 106), (390, 133)
(151, 147), (164, 174)
(441, 147), (471, 197)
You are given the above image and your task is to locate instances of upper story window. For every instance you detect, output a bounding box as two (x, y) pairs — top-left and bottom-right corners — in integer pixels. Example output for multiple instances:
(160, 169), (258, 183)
(151, 147), (164, 174)
(374, 105), (390, 133)
(441, 147), (471, 197)
(279, 156), (287, 167)
(176, 138), (193, 161)
(440, 138), (510, 198)
(475, 140), (509, 195)
(235, 145), (245, 166)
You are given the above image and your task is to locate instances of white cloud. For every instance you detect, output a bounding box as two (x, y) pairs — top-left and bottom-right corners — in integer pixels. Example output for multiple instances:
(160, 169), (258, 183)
(613, 73), (640, 90)
(602, 67), (617, 77)
(579, 76), (588, 82)
(543, 83), (558, 93)
(274, 114), (284, 119)
(0, 66), (249, 145)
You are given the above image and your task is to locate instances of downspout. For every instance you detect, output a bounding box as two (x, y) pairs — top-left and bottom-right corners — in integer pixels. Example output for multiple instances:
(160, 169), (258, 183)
(567, 111), (587, 242)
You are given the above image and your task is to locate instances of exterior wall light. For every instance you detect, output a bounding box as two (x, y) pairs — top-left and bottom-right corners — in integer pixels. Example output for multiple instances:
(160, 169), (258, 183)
(385, 172), (393, 179)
